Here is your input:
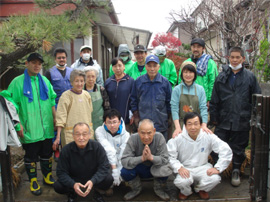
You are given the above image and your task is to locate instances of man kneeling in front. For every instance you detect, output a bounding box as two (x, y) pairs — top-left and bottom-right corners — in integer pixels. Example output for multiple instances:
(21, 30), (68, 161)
(54, 122), (113, 202)
(167, 112), (232, 200)
(121, 119), (172, 201)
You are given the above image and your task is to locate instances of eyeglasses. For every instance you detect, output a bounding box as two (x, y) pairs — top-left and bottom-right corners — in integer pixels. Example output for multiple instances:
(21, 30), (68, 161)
(73, 133), (89, 138)
(106, 121), (119, 126)
(57, 57), (66, 59)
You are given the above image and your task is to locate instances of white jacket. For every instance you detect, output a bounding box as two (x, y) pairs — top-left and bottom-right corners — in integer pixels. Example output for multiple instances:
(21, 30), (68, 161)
(0, 96), (21, 151)
(95, 120), (130, 167)
(167, 128), (232, 174)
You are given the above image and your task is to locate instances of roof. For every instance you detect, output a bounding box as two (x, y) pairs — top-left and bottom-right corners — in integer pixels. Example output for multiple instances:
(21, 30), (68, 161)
(97, 23), (152, 51)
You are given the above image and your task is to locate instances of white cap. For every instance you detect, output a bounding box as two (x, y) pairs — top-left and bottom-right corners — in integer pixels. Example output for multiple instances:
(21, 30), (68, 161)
(154, 45), (166, 56)
(80, 45), (92, 52)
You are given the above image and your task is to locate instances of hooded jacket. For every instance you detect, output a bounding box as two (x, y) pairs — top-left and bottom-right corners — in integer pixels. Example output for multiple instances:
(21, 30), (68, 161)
(95, 119), (130, 167)
(167, 128), (232, 173)
(109, 44), (134, 76)
(209, 65), (261, 131)
(71, 57), (104, 86)
(179, 58), (218, 101)
(7, 74), (56, 144)
(105, 74), (134, 124)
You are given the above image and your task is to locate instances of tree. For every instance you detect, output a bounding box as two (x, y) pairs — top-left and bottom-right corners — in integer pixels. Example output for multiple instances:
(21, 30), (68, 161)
(169, 0), (270, 74)
(0, 0), (109, 77)
(151, 32), (182, 51)
(151, 32), (186, 74)
(255, 25), (270, 82)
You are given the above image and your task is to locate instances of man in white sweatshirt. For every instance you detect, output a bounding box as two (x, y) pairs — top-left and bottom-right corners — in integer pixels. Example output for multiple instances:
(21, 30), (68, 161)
(95, 109), (130, 188)
(167, 112), (232, 200)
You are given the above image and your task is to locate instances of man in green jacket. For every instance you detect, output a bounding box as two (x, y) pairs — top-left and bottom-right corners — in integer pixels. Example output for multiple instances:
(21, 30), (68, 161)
(154, 45), (177, 86)
(109, 44), (134, 76)
(178, 38), (218, 107)
(126, 44), (148, 80)
(7, 53), (57, 196)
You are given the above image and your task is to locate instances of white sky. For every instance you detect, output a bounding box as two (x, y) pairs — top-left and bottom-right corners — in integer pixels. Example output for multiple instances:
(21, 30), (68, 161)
(111, 0), (198, 46)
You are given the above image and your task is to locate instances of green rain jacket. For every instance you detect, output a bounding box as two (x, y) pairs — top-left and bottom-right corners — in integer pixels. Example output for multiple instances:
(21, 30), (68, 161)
(159, 58), (177, 86)
(126, 61), (147, 80)
(178, 58), (218, 101)
(109, 60), (134, 77)
(8, 74), (56, 144)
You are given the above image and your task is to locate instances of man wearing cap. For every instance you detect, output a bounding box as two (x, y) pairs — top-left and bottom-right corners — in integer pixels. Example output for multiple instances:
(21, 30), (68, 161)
(71, 45), (104, 86)
(7, 53), (57, 195)
(126, 44), (148, 80)
(130, 55), (172, 140)
(179, 38), (218, 107)
(154, 45), (177, 87)
(109, 44), (134, 76)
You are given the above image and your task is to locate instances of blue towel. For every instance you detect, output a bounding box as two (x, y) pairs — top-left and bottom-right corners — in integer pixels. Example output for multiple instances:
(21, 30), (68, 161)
(196, 53), (212, 76)
(23, 69), (48, 103)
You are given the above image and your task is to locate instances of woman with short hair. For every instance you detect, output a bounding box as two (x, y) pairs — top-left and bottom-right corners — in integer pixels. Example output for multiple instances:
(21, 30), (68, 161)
(105, 58), (134, 132)
(55, 69), (94, 147)
(170, 61), (212, 138)
(84, 66), (110, 132)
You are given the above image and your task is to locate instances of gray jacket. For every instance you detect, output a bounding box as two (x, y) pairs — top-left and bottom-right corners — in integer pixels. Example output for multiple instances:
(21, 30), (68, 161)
(121, 132), (172, 177)
(71, 57), (104, 86)
(0, 96), (21, 151)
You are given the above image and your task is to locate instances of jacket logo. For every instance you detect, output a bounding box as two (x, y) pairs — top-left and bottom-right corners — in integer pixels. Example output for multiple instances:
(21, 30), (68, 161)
(201, 148), (204, 152)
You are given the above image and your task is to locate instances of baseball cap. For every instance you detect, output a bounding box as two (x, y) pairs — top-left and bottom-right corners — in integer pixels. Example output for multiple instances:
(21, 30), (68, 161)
(134, 44), (147, 53)
(154, 45), (166, 56)
(145, 55), (160, 65)
(27, 53), (44, 63)
(80, 45), (92, 52)
(190, 38), (205, 48)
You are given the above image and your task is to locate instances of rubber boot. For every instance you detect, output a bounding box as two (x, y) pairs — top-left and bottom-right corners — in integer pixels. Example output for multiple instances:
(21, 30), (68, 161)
(124, 176), (142, 201)
(153, 178), (170, 201)
(25, 162), (42, 195)
(40, 157), (55, 186)
(231, 169), (241, 187)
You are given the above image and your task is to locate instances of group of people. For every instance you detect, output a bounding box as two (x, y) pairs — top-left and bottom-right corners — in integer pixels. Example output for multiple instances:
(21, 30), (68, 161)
(3, 37), (261, 202)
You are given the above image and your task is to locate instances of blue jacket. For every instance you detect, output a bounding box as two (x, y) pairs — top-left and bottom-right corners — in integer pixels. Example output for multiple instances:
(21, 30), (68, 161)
(49, 66), (72, 104)
(105, 74), (134, 124)
(130, 73), (172, 132)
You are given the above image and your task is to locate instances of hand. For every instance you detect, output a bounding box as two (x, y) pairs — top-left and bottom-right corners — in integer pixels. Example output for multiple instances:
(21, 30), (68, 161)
(17, 123), (24, 138)
(142, 145), (153, 161)
(201, 123), (213, 134)
(172, 128), (182, 138)
(52, 138), (60, 151)
(73, 181), (93, 197)
(112, 168), (121, 186)
(178, 167), (190, 179)
(207, 168), (220, 176)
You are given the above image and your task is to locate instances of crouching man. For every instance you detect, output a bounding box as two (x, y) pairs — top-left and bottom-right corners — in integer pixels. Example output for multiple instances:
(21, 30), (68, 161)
(121, 119), (172, 201)
(167, 112), (232, 200)
(54, 122), (113, 202)
(95, 109), (130, 189)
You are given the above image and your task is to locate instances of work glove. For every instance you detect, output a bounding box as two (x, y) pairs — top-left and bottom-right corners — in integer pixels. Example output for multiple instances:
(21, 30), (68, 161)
(112, 168), (121, 186)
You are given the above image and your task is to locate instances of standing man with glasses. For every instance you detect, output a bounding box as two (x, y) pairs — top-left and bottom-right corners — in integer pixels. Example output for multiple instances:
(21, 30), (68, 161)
(45, 48), (73, 160)
(45, 48), (73, 106)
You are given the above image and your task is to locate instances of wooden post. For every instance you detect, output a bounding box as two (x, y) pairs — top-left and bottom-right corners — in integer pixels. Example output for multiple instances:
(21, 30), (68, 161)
(0, 146), (15, 202)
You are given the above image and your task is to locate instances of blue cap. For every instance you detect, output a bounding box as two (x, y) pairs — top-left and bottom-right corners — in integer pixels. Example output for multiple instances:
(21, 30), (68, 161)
(145, 55), (160, 65)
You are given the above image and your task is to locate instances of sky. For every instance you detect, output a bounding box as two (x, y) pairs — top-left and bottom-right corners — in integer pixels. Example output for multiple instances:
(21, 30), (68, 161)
(111, 0), (198, 46)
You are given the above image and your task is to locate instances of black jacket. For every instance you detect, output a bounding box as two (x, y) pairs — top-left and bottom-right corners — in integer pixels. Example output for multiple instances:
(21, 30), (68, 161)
(210, 65), (261, 131)
(56, 140), (111, 188)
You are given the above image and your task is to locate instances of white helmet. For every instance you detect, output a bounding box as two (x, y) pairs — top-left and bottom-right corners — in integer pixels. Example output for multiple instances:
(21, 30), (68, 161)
(154, 45), (166, 56)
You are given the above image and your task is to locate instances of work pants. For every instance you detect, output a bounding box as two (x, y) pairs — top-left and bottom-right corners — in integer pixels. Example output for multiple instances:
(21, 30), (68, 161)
(174, 163), (220, 196)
